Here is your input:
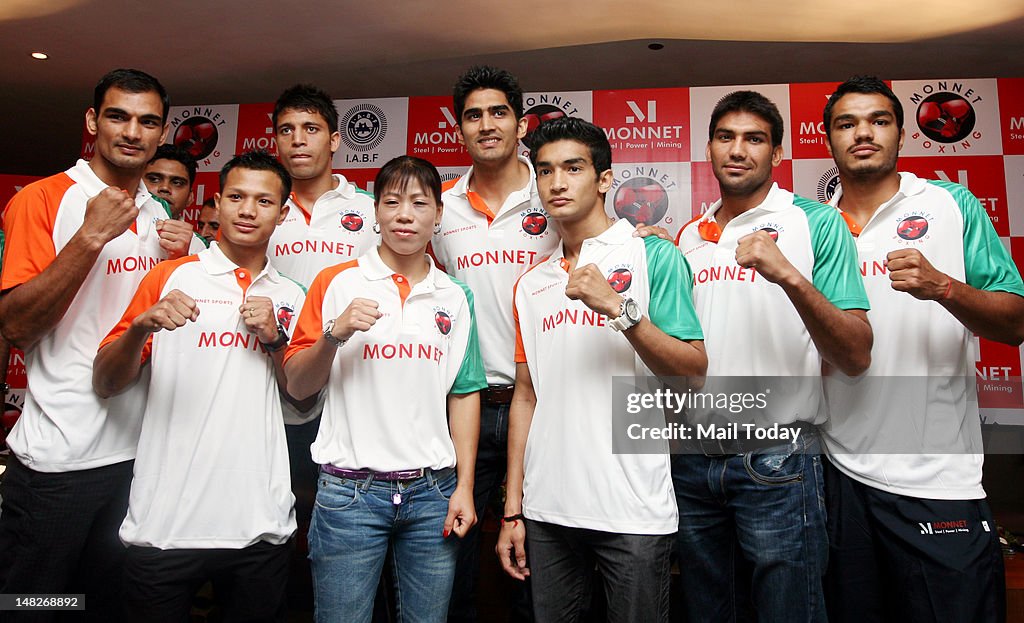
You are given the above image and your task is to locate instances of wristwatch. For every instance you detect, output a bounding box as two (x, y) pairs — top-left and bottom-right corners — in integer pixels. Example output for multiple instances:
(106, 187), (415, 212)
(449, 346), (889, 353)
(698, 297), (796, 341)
(323, 319), (348, 348)
(261, 326), (289, 352)
(608, 297), (642, 332)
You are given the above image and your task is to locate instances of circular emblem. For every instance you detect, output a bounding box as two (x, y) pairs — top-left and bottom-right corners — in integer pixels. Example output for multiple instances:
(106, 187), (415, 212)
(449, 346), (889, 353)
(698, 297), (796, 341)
(816, 167), (841, 204)
(759, 227), (780, 242)
(275, 303), (295, 332)
(521, 212), (548, 236)
(916, 93), (976, 143)
(173, 117), (218, 160)
(341, 104), (387, 151)
(522, 104), (566, 149)
(434, 311), (452, 335)
(340, 212), (364, 232)
(613, 178), (669, 226)
(607, 268), (633, 293)
(897, 216), (929, 241)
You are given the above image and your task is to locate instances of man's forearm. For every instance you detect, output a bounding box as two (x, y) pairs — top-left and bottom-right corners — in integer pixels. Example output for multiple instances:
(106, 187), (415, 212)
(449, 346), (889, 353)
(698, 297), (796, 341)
(780, 275), (872, 376)
(940, 280), (1024, 345)
(0, 232), (105, 349)
(93, 324), (150, 398)
(624, 318), (707, 379)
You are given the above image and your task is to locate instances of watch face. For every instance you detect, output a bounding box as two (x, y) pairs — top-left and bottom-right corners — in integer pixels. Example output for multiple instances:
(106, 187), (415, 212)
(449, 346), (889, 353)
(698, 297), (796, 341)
(625, 299), (641, 322)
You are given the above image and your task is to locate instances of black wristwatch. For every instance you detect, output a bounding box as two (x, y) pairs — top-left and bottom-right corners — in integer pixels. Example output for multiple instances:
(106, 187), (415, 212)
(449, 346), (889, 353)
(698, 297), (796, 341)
(261, 327), (289, 352)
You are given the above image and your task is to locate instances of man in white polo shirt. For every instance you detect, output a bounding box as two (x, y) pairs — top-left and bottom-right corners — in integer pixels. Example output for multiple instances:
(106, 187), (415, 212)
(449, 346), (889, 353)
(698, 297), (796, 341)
(673, 90), (872, 623)
(820, 76), (1024, 623)
(498, 117), (707, 622)
(93, 150), (302, 621)
(269, 83), (380, 608)
(432, 66), (558, 622)
(0, 68), (199, 619)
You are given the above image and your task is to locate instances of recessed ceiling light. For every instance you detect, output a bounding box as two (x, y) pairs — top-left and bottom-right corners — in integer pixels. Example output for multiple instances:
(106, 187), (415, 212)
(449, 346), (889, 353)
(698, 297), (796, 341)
(648, 42), (664, 51)
(30, 51), (48, 60)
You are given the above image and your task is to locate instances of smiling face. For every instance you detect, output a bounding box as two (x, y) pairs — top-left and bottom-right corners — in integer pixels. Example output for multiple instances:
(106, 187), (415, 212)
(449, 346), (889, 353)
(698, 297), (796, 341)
(706, 110), (783, 199)
(275, 107), (340, 181)
(375, 179), (442, 258)
(826, 92), (904, 181)
(456, 88), (527, 167)
(86, 87), (168, 179)
(215, 167), (289, 250)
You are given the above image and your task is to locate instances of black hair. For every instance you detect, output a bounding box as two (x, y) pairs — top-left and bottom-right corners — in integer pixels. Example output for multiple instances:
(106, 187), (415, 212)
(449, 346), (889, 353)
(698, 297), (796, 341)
(709, 90), (784, 147)
(273, 84), (339, 133)
(149, 144), (197, 185)
(94, 68), (170, 123)
(823, 76), (903, 139)
(219, 150), (292, 204)
(527, 117), (612, 179)
(373, 156), (442, 206)
(453, 66), (524, 122)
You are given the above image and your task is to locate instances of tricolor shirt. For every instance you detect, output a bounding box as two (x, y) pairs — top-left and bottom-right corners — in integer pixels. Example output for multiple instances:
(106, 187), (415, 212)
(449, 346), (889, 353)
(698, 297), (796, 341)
(675, 183), (868, 426)
(269, 173), (378, 288)
(0, 159), (204, 472)
(100, 243), (302, 549)
(513, 220), (703, 534)
(284, 247), (487, 472)
(432, 157), (559, 385)
(822, 172), (1024, 500)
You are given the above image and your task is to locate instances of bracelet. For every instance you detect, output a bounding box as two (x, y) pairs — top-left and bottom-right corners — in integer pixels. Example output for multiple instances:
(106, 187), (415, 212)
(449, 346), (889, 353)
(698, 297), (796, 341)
(941, 279), (954, 300)
(502, 513), (525, 525)
(261, 328), (289, 352)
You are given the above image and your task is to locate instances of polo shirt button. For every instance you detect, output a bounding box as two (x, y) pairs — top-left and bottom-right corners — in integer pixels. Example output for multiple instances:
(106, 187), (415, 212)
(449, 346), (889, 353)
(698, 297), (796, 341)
(238, 272), (246, 278)
(396, 277), (404, 282)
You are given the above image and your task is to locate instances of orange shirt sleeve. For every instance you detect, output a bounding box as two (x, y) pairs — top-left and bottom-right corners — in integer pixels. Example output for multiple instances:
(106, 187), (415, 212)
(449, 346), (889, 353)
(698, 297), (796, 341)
(98, 256), (197, 363)
(283, 260), (358, 366)
(1, 173), (74, 291)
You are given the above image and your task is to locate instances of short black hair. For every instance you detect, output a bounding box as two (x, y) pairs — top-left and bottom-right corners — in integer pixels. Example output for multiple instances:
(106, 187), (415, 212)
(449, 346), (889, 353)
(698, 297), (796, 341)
(93, 68), (169, 123)
(823, 76), (903, 139)
(453, 66), (524, 123)
(219, 150), (292, 205)
(373, 156), (442, 206)
(201, 197), (216, 209)
(709, 90), (784, 148)
(527, 117), (612, 180)
(273, 84), (339, 133)
(149, 144), (197, 185)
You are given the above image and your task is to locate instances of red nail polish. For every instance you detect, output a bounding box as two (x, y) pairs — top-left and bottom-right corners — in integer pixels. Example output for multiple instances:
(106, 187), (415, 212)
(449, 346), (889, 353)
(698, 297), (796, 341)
(443, 529), (450, 538)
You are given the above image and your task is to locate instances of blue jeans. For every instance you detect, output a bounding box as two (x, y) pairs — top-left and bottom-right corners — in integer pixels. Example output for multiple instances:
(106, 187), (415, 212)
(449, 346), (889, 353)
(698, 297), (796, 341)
(308, 467), (459, 623)
(671, 433), (827, 623)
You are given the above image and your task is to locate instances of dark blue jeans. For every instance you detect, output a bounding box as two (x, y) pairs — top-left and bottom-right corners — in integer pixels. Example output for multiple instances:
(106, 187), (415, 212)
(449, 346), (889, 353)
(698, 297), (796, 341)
(671, 433), (827, 623)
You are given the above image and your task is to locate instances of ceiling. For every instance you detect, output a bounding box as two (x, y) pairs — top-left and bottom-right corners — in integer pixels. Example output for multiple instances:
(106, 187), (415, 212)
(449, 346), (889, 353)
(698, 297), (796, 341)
(2, 0), (1023, 176)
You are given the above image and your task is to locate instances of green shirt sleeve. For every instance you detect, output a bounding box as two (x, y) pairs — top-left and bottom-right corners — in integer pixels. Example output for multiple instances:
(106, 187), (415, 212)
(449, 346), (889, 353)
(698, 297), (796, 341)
(928, 180), (1024, 296)
(450, 278), (488, 395)
(644, 236), (704, 341)
(797, 195), (870, 311)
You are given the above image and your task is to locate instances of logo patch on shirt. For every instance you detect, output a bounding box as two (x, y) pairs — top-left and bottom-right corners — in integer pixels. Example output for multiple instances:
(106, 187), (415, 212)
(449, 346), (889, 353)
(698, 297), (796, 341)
(754, 222), (783, 242)
(521, 211), (549, 236)
(894, 211), (932, 243)
(607, 266), (634, 293)
(433, 308), (453, 335)
(275, 302), (295, 332)
(340, 210), (366, 232)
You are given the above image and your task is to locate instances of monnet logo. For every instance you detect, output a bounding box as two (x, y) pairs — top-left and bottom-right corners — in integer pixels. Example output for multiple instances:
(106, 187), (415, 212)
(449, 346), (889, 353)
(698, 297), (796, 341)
(816, 167), (841, 204)
(521, 212), (548, 236)
(341, 103), (388, 152)
(917, 93), (976, 143)
(897, 215), (929, 241)
(434, 310), (452, 335)
(275, 302), (295, 332)
(174, 117), (219, 160)
(614, 177), (669, 226)
(607, 267), (633, 293)
(340, 211), (364, 232)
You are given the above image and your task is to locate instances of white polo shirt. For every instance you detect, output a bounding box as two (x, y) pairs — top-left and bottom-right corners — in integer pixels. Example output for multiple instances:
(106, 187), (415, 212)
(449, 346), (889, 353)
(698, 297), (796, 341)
(513, 220), (703, 534)
(284, 246), (487, 472)
(0, 159), (204, 472)
(432, 157), (559, 385)
(822, 173), (1024, 500)
(675, 183), (868, 426)
(100, 244), (301, 549)
(269, 173), (378, 288)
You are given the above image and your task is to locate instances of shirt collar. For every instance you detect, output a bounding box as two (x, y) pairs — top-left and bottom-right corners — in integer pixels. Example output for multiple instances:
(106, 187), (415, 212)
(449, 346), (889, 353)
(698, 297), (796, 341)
(66, 159), (157, 209)
(829, 171), (927, 236)
(450, 155), (537, 200)
(200, 242), (280, 283)
(324, 173), (359, 200)
(358, 245), (451, 289)
(549, 219), (635, 264)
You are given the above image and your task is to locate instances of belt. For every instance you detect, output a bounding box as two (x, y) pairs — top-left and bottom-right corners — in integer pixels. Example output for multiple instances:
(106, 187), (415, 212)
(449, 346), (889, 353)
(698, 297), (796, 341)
(482, 384), (514, 405)
(321, 465), (427, 481)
